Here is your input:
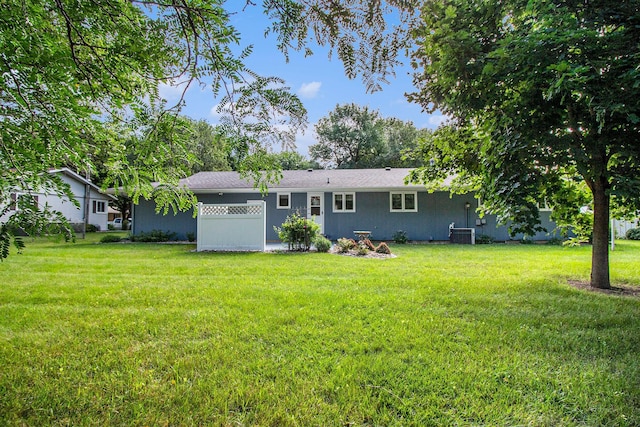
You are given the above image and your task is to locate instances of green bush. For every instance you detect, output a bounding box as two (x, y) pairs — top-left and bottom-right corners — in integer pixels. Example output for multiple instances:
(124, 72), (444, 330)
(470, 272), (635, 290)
(86, 224), (99, 232)
(131, 230), (177, 242)
(100, 235), (124, 243)
(476, 234), (495, 244)
(626, 228), (640, 240)
(336, 238), (357, 253)
(313, 236), (332, 253)
(356, 244), (369, 256)
(186, 232), (196, 242)
(393, 230), (408, 244)
(546, 237), (564, 245)
(274, 211), (320, 251)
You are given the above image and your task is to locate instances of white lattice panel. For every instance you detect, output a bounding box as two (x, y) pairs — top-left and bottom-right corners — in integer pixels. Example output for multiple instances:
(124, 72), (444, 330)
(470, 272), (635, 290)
(199, 204), (263, 216)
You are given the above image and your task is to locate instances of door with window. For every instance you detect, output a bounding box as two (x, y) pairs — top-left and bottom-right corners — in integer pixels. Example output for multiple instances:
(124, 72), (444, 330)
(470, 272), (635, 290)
(307, 192), (324, 234)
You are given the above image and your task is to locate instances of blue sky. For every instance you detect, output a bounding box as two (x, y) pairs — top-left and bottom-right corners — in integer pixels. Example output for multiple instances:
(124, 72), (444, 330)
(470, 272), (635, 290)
(159, 6), (446, 157)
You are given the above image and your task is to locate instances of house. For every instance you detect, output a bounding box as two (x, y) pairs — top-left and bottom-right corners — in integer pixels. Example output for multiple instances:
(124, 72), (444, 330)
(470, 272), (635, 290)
(1, 168), (116, 231)
(132, 168), (558, 244)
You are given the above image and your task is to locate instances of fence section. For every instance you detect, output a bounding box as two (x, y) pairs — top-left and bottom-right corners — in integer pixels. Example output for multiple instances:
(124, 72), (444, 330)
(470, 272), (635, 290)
(197, 202), (266, 251)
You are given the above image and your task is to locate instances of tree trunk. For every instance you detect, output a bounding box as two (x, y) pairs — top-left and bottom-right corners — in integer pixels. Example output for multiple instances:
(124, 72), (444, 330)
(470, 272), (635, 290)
(590, 178), (611, 289)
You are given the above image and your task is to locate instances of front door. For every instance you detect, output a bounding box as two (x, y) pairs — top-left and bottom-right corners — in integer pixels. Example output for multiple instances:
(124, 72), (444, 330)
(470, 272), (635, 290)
(307, 192), (324, 234)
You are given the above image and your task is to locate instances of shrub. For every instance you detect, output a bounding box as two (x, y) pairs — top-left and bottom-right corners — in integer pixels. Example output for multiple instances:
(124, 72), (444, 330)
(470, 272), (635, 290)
(546, 237), (564, 245)
(393, 230), (408, 244)
(337, 237), (357, 253)
(313, 236), (332, 253)
(100, 235), (123, 243)
(274, 211), (320, 251)
(626, 228), (640, 240)
(131, 230), (177, 242)
(356, 244), (369, 256)
(476, 234), (495, 244)
(375, 242), (391, 254)
(186, 232), (196, 242)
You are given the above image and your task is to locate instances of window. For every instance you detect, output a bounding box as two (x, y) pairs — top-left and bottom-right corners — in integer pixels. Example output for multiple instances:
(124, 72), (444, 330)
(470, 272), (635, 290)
(277, 192), (290, 209)
(333, 192), (355, 212)
(92, 200), (106, 214)
(390, 192), (417, 212)
(9, 193), (38, 211)
(538, 199), (552, 211)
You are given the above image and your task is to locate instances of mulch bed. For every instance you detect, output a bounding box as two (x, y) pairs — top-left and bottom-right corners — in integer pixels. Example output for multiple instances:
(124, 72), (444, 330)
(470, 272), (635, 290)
(328, 247), (397, 259)
(567, 280), (640, 298)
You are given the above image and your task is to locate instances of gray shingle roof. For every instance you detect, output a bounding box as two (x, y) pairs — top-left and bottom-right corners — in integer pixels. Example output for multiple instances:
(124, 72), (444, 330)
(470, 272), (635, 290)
(181, 168), (430, 192)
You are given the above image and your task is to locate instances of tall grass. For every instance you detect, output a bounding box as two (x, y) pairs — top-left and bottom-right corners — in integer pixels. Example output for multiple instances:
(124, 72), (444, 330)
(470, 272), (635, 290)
(0, 235), (638, 426)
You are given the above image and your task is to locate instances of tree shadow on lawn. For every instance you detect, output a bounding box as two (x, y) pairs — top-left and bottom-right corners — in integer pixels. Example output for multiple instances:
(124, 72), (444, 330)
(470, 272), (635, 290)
(567, 280), (640, 298)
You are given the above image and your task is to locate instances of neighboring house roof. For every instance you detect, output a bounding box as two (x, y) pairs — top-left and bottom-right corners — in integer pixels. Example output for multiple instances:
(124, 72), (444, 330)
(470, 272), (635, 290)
(49, 168), (117, 200)
(181, 168), (449, 193)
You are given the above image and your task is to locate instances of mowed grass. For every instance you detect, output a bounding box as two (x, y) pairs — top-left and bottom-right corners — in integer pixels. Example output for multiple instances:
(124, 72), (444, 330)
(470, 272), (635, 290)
(0, 235), (639, 426)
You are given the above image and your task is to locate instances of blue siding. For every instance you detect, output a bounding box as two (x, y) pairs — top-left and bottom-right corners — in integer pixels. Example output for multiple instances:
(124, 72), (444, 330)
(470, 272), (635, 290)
(133, 190), (560, 242)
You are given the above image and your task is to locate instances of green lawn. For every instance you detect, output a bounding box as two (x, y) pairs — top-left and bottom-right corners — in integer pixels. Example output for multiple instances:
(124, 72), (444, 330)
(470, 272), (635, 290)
(1, 235), (639, 426)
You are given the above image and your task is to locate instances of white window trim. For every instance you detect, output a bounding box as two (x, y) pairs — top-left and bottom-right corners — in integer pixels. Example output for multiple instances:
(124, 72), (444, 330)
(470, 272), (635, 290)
(9, 193), (39, 211)
(93, 200), (106, 214)
(332, 192), (356, 213)
(390, 191), (418, 212)
(276, 192), (291, 209)
(538, 200), (552, 212)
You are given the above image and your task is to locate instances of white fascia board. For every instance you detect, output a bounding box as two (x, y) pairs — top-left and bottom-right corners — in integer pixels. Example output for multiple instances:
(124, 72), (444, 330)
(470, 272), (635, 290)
(191, 186), (427, 194)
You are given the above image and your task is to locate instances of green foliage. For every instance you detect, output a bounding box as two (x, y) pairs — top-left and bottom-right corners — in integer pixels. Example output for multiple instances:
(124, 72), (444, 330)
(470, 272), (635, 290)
(356, 244), (370, 256)
(1, 0), (310, 259)
(268, 151), (320, 171)
(626, 228), (640, 240)
(310, 103), (386, 169)
(309, 104), (428, 169)
(313, 236), (332, 253)
(274, 211), (320, 251)
(186, 232), (196, 243)
(100, 235), (124, 244)
(186, 120), (232, 175)
(408, 0), (640, 288)
(336, 237), (357, 253)
(475, 234), (495, 245)
(85, 224), (99, 233)
(392, 230), (408, 244)
(130, 230), (177, 243)
(546, 237), (564, 246)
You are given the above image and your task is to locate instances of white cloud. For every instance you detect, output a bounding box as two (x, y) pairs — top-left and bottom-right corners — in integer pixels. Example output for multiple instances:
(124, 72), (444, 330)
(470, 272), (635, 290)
(298, 81), (322, 99)
(209, 104), (222, 120)
(427, 114), (449, 128)
(294, 125), (316, 156)
(158, 81), (190, 102)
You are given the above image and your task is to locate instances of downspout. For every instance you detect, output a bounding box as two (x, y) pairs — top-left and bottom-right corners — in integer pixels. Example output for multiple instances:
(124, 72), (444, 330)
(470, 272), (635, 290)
(83, 171), (90, 239)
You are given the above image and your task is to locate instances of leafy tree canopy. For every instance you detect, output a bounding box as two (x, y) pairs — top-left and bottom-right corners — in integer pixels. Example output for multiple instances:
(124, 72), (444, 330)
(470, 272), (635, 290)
(408, 0), (640, 288)
(310, 103), (427, 168)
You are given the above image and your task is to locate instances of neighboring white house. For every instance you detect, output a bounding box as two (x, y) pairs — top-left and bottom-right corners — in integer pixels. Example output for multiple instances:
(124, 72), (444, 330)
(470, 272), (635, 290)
(1, 168), (116, 231)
